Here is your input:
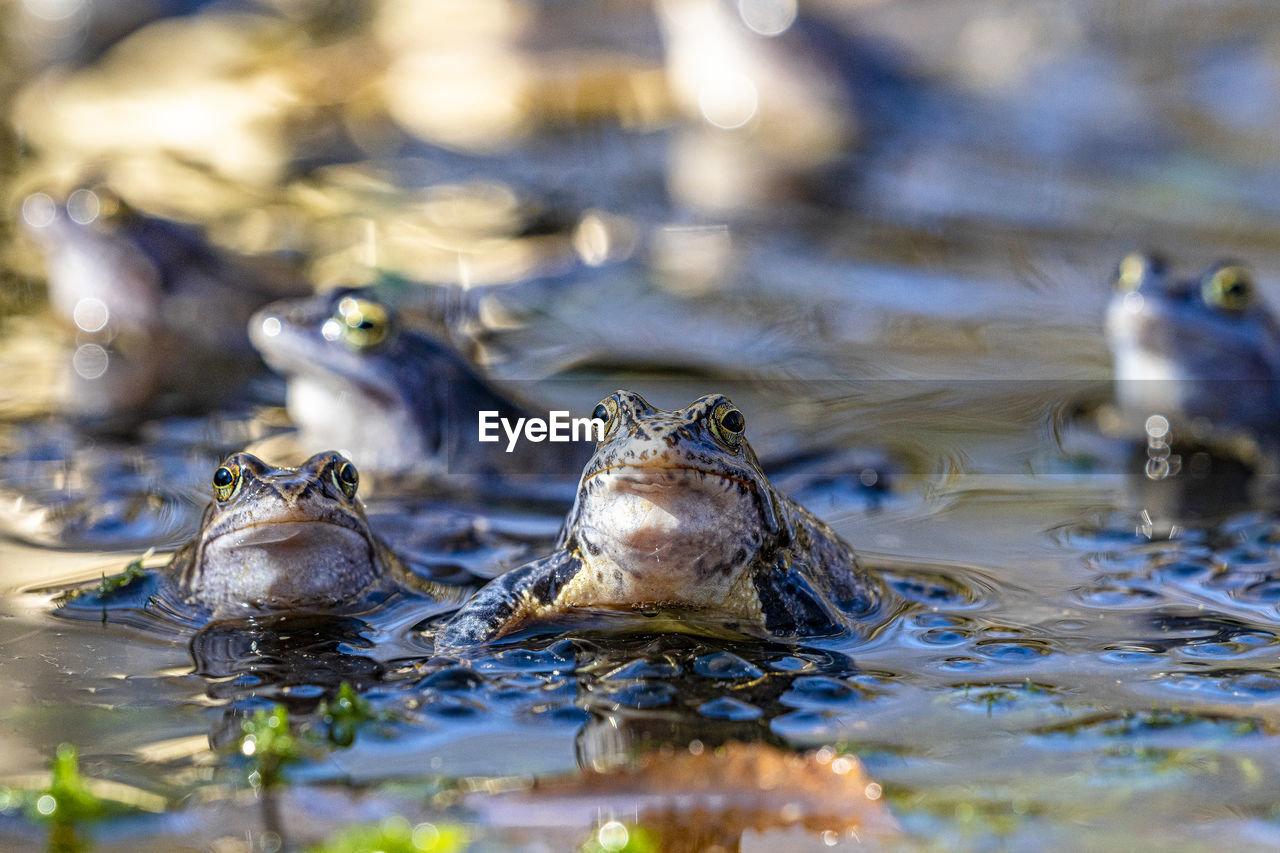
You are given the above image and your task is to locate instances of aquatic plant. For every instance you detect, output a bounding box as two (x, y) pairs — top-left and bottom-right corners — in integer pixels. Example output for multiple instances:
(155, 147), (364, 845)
(24, 744), (115, 824)
(0, 744), (145, 853)
(96, 549), (153, 596)
(317, 681), (381, 747)
(55, 549), (153, 604)
(238, 705), (304, 791)
(233, 683), (402, 787)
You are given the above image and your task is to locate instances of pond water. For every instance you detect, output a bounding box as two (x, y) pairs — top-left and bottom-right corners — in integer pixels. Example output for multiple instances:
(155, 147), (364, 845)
(4, 1), (1280, 851)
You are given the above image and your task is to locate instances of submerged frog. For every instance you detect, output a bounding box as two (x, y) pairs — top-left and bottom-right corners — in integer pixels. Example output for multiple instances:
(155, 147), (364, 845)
(1105, 252), (1280, 448)
(65, 451), (445, 617)
(437, 390), (886, 650)
(248, 289), (587, 487)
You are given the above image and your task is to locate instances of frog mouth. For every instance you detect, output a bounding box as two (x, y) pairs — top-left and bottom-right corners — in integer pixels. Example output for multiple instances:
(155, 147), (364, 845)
(585, 463), (756, 491)
(578, 464), (760, 547)
(206, 519), (367, 550)
(251, 308), (403, 403)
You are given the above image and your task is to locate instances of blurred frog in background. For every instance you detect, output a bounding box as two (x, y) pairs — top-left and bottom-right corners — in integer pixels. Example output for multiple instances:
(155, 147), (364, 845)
(249, 287), (591, 497)
(1104, 251), (1280, 456)
(1093, 251), (1280, 525)
(21, 189), (309, 429)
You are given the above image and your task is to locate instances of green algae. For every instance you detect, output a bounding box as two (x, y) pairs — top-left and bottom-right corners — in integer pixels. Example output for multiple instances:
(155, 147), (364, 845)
(317, 682), (383, 748)
(56, 550), (154, 605)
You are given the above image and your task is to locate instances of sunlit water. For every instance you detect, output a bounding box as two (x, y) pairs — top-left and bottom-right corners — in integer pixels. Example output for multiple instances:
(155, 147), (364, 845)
(6, 1), (1280, 851)
(6, 290), (1280, 851)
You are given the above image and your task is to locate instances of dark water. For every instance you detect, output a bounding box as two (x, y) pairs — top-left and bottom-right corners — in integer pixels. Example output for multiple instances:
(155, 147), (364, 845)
(5, 1), (1280, 851)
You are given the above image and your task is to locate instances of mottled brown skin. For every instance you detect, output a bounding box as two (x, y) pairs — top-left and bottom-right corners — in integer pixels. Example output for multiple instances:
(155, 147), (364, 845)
(438, 390), (884, 650)
(170, 451), (405, 614)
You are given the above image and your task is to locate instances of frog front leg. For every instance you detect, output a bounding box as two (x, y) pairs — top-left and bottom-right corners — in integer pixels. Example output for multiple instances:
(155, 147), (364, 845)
(435, 551), (583, 653)
(750, 555), (853, 638)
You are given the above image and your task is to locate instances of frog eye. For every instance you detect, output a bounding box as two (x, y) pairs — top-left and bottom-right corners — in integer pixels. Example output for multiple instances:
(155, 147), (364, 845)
(709, 403), (746, 448)
(1202, 265), (1255, 312)
(212, 464), (241, 502)
(592, 397), (620, 441)
(324, 296), (391, 349)
(332, 460), (359, 499)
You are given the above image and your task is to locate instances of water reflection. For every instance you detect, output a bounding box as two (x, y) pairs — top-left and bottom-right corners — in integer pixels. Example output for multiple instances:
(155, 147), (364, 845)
(9, 0), (1280, 850)
(457, 631), (896, 849)
(192, 614), (385, 748)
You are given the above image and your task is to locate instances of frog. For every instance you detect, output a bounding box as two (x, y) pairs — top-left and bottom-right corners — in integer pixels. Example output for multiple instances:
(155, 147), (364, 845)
(21, 190), (308, 428)
(436, 390), (887, 650)
(247, 288), (588, 488)
(62, 451), (452, 617)
(1104, 252), (1280, 449)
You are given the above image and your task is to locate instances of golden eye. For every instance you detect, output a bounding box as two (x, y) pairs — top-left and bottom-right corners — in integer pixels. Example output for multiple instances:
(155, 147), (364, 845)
(592, 396), (619, 441)
(332, 460), (359, 499)
(212, 464), (241, 502)
(1202, 265), (1254, 312)
(709, 403), (745, 448)
(331, 296), (391, 349)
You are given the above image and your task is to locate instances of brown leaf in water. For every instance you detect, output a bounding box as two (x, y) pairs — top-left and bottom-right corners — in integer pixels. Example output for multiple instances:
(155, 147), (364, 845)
(484, 741), (896, 853)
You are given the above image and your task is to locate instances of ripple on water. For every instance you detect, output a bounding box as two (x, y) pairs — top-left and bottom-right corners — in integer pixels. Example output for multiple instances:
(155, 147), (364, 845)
(1154, 560), (1217, 581)
(883, 565), (989, 610)
(918, 626), (971, 646)
(904, 612), (976, 648)
(974, 637), (1055, 662)
(0, 417), (261, 551)
(1208, 551), (1279, 580)
(919, 623), (1061, 673)
(1139, 611), (1279, 657)
(495, 673), (581, 723)
(494, 673), (546, 690)
(937, 656), (983, 672)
